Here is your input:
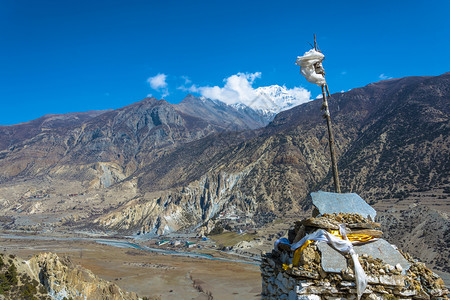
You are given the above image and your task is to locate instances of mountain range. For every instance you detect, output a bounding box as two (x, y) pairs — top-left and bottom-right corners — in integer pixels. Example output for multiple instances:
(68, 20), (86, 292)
(0, 73), (448, 273)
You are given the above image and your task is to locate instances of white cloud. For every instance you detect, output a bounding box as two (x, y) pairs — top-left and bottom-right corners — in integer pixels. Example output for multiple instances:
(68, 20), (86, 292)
(282, 87), (311, 102)
(183, 72), (311, 112)
(181, 76), (192, 85)
(177, 76), (194, 92)
(379, 73), (392, 80)
(148, 73), (167, 89)
(188, 72), (261, 106)
(147, 73), (169, 97)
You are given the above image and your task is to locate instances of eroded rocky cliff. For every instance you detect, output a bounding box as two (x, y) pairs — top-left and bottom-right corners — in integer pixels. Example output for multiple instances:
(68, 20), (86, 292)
(0, 252), (141, 300)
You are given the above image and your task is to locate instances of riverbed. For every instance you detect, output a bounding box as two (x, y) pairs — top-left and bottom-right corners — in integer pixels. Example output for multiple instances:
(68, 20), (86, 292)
(0, 232), (262, 299)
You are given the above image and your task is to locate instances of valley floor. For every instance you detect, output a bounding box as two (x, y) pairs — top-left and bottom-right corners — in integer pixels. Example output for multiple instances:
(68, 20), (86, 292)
(0, 236), (261, 300)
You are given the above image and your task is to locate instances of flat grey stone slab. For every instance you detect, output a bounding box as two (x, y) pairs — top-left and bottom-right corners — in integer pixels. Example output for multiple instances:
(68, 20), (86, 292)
(311, 191), (376, 219)
(317, 242), (347, 273)
(354, 239), (410, 273)
(317, 239), (410, 274)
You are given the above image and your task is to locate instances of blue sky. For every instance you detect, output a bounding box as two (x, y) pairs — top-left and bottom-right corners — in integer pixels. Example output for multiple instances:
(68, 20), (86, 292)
(1, 0), (449, 125)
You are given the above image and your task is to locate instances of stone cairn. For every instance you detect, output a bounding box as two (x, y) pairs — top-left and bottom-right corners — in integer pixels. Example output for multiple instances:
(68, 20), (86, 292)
(260, 191), (449, 300)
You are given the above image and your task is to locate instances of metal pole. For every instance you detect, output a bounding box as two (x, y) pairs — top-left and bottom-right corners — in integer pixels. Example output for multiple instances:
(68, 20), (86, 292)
(314, 35), (341, 193)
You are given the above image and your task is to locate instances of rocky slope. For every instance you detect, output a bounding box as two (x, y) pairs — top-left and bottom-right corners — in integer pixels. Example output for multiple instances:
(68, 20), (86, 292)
(0, 110), (111, 151)
(0, 73), (448, 274)
(378, 204), (449, 274)
(326, 74), (450, 199)
(0, 95), (268, 185)
(0, 252), (141, 300)
(176, 94), (272, 130)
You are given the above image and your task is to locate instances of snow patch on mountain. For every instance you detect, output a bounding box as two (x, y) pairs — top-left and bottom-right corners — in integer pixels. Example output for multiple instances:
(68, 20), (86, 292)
(224, 84), (312, 121)
(254, 85), (311, 114)
(211, 84), (313, 123)
(181, 73), (311, 117)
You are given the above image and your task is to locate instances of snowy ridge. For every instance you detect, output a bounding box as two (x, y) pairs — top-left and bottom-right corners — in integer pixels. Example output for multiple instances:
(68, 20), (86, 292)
(255, 85), (308, 114)
(223, 84), (312, 121)
(183, 84), (312, 124)
(183, 72), (311, 120)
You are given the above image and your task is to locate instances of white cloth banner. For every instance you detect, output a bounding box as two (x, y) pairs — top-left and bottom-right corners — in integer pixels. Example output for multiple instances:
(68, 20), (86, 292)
(295, 49), (326, 86)
(289, 225), (368, 299)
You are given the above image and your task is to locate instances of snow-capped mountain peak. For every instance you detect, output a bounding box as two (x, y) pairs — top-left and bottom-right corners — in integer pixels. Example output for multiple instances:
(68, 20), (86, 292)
(253, 85), (311, 114)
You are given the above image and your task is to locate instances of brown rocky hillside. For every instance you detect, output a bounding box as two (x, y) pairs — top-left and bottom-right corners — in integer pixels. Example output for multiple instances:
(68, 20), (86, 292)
(0, 73), (448, 274)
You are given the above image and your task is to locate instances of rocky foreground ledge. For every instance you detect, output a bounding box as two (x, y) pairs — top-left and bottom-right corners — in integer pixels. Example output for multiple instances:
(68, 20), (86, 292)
(260, 212), (449, 300)
(0, 252), (154, 300)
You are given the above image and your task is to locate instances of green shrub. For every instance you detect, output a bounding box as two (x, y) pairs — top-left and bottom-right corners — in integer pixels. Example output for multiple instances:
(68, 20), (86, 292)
(5, 264), (18, 285)
(0, 273), (11, 294)
(209, 224), (224, 235)
(21, 281), (38, 300)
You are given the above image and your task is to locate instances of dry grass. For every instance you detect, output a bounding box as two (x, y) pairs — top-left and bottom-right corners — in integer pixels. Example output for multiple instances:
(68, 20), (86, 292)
(209, 232), (257, 247)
